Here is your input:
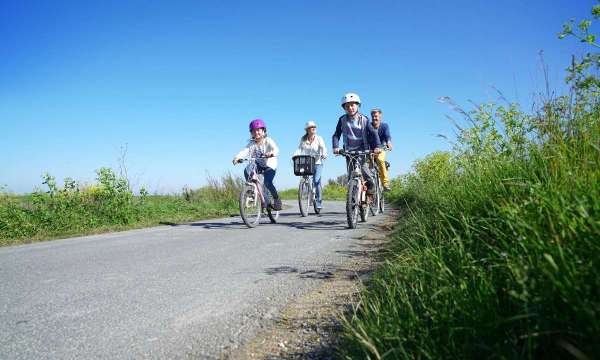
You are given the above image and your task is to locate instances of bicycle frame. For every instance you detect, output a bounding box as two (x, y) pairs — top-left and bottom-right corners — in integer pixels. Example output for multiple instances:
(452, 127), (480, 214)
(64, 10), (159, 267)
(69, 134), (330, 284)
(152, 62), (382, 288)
(339, 149), (374, 228)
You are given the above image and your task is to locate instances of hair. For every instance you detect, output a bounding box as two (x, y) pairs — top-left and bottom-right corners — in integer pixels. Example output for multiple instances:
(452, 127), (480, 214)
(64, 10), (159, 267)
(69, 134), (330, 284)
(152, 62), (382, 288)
(301, 127), (314, 143)
(371, 108), (382, 115)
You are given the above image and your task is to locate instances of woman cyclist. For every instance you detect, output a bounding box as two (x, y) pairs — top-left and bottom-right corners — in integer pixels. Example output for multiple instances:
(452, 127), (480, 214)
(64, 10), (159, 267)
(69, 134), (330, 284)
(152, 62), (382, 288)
(293, 121), (328, 210)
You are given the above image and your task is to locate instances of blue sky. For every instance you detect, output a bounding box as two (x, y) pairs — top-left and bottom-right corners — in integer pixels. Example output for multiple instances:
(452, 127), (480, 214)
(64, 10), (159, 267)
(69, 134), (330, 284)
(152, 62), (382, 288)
(0, 0), (594, 193)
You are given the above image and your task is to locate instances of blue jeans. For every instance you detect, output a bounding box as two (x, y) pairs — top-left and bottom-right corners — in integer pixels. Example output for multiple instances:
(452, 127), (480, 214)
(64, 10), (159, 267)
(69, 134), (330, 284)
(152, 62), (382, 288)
(244, 163), (279, 200)
(313, 164), (323, 208)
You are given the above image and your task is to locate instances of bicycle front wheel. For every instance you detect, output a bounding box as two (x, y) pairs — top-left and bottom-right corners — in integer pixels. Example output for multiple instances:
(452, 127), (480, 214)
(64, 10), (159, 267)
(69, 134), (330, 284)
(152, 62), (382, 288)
(240, 185), (261, 228)
(346, 179), (360, 229)
(298, 179), (310, 217)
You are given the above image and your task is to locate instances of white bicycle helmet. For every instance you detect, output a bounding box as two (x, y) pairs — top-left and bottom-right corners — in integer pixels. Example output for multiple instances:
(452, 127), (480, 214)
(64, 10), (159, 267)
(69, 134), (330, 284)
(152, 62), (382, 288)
(304, 121), (317, 129)
(341, 92), (361, 108)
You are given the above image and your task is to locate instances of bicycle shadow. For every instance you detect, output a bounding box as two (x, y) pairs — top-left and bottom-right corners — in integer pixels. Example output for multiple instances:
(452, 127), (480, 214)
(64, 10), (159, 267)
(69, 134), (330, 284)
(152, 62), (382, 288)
(188, 220), (256, 229)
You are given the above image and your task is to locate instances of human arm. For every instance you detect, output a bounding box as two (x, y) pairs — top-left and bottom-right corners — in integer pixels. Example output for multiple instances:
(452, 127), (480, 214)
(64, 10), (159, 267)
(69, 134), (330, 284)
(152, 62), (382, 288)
(332, 118), (343, 154)
(319, 136), (328, 159)
(366, 121), (381, 153)
(233, 145), (251, 164)
(383, 123), (393, 150)
(264, 137), (279, 158)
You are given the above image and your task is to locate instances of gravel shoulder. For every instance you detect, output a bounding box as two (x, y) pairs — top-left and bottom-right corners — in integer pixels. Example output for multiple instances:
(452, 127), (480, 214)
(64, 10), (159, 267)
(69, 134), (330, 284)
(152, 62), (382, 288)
(227, 210), (398, 359)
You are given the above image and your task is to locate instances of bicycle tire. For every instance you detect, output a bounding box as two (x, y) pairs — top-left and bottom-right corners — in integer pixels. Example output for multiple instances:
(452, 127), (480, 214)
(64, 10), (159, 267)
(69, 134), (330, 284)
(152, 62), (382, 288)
(346, 179), (359, 229)
(298, 179), (310, 217)
(239, 185), (261, 228)
(370, 173), (381, 216)
(360, 197), (369, 222)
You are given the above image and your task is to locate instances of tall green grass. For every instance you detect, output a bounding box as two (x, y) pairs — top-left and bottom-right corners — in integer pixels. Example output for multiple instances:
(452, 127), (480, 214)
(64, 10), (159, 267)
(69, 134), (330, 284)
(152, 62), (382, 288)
(0, 169), (242, 246)
(339, 8), (600, 359)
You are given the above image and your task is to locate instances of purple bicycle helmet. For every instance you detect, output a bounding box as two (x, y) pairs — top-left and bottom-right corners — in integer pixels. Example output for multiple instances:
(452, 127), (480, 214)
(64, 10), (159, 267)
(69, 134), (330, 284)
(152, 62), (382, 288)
(249, 119), (266, 131)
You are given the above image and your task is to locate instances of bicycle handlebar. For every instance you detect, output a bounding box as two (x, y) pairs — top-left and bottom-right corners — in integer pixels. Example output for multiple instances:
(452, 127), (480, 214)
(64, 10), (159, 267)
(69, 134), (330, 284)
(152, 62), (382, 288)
(236, 156), (270, 164)
(338, 149), (376, 156)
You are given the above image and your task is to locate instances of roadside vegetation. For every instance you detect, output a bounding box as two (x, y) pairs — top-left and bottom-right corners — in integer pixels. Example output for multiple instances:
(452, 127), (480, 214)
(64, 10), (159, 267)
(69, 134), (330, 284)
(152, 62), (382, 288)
(0, 170), (242, 247)
(340, 6), (600, 359)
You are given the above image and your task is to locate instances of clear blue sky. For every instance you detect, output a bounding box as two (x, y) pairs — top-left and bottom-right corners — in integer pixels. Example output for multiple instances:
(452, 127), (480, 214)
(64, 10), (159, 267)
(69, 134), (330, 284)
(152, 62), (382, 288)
(1, 0), (594, 194)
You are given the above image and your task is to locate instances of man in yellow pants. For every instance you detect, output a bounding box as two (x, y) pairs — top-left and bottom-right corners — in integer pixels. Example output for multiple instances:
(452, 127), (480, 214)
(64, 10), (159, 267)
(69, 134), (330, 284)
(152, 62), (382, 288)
(371, 108), (392, 191)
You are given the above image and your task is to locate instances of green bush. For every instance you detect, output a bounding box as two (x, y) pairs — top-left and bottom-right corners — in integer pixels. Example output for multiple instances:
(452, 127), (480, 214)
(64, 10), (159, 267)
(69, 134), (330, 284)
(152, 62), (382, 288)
(0, 170), (242, 246)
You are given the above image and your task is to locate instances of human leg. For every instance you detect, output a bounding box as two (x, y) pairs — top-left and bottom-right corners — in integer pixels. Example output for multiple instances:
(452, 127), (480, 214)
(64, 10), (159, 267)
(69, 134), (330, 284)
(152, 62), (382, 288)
(313, 164), (323, 208)
(262, 167), (281, 210)
(375, 151), (390, 189)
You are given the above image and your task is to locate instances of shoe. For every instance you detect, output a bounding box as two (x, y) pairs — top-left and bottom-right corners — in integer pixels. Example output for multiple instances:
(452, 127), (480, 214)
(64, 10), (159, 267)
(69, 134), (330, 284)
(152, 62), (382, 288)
(273, 198), (282, 211)
(383, 185), (391, 192)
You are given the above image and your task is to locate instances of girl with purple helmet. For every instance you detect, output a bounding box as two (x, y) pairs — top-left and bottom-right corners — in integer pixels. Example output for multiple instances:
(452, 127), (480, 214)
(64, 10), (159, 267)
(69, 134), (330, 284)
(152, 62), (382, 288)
(232, 119), (282, 210)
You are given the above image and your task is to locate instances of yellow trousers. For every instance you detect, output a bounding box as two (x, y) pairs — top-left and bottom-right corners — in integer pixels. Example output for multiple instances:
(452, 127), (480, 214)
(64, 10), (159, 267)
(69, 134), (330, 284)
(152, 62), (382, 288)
(374, 151), (389, 187)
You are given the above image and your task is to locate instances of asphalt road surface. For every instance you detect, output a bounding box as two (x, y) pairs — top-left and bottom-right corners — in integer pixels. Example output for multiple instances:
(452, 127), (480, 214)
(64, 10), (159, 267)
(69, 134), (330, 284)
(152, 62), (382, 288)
(0, 200), (388, 359)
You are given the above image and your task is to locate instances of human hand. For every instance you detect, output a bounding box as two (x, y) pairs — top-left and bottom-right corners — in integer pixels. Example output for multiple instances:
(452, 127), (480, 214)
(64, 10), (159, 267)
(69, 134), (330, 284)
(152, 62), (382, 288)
(232, 157), (240, 165)
(387, 143), (393, 151)
(333, 148), (340, 155)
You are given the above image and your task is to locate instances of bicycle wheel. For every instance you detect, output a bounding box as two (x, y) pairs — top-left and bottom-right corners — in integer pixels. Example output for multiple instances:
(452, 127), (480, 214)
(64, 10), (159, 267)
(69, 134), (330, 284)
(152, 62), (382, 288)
(239, 185), (261, 228)
(370, 174), (381, 216)
(379, 189), (385, 213)
(298, 179), (310, 217)
(360, 195), (369, 222)
(346, 179), (360, 229)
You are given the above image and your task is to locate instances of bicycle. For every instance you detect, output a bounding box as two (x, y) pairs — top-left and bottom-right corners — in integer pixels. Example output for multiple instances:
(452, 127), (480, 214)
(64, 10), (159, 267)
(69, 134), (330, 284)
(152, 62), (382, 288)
(370, 146), (391, 216)
(235, 157), (280, 228)
(338, 149), (376, 229)
(292, 155), (321, 217)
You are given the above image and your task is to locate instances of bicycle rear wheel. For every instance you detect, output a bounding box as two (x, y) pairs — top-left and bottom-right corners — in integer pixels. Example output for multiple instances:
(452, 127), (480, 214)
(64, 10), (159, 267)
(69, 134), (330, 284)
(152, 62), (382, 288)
(346, 180), (360, 229)
(239, 185), (261, 228)
(298, 179), (310, 217)
(370, 173), (381, 216)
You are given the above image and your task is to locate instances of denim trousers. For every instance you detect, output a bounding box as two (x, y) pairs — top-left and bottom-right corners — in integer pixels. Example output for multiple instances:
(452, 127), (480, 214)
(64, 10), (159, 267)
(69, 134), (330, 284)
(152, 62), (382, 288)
(313, 164), (323, 207)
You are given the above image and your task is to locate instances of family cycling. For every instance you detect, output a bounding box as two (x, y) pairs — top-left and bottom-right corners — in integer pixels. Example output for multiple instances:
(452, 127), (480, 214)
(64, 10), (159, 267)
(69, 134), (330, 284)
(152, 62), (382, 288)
(232, 92), (393, 228)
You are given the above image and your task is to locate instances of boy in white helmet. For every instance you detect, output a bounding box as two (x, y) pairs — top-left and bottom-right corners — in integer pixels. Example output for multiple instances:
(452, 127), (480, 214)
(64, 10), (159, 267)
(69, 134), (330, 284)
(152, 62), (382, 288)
(332, 93), (381, 195)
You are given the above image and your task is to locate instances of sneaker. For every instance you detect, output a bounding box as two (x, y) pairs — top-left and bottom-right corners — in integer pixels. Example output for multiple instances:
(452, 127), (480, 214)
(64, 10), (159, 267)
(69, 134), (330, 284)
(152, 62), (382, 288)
(383, 185), (391, 192)
(273, 198), (282, 211)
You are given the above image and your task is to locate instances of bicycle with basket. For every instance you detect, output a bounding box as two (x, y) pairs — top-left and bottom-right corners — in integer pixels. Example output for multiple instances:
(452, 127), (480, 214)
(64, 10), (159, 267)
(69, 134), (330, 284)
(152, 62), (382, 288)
(292, 155), (321, 217)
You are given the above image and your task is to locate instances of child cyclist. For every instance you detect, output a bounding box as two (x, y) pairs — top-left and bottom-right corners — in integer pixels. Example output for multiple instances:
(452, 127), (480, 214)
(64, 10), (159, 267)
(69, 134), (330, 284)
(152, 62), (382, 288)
(332, 93), (381, 196)
(232, 119), (283, 211)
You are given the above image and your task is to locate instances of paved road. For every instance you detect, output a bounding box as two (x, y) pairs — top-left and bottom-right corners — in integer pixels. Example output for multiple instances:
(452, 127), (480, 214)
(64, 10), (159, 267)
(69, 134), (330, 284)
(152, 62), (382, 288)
(0, 200), (387, 359)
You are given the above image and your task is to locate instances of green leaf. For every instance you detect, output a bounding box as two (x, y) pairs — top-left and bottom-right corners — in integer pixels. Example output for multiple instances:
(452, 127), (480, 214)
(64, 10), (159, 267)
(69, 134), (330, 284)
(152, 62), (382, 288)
(592, 4), (600, 18)
(544, 253), (559, 272)
(579, 19), (592, 32)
